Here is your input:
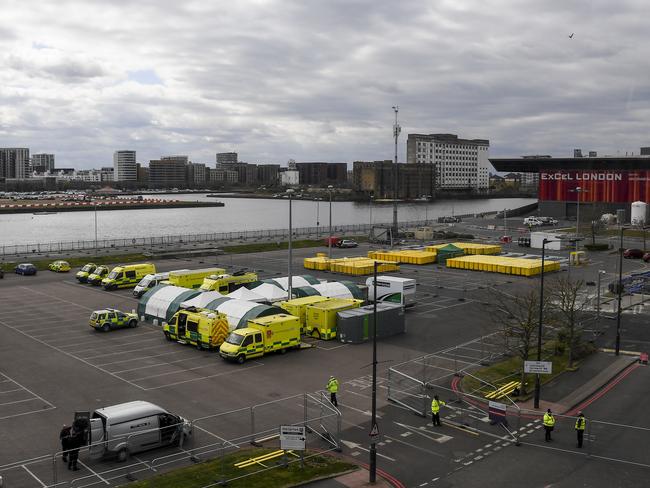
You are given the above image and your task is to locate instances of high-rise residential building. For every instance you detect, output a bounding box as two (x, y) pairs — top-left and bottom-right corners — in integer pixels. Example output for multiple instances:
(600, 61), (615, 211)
(113, 150), (137, 181)
(406, 133), (490, 190)
(148, 157), (188, 188)
(32, 153), (55, 173)
(0, 148), (30, 179)
(187, 163), (207, 185)
(216, 152), (238, 165)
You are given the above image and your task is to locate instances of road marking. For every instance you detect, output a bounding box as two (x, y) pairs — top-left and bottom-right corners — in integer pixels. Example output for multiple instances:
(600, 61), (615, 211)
(395, 422), (452, 444)
(78, 459), (110, 485)
(22, 464), (46, 488)
(338, 402), (380, 418)
(340, 440), (395, 461)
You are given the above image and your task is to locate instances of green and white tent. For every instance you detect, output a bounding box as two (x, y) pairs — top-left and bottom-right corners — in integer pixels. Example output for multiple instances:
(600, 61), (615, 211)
(292, 280), (364, 300)
(258, 275), (320, 291)
(180, 294), (286, 330)
(138, 285), (202, 324)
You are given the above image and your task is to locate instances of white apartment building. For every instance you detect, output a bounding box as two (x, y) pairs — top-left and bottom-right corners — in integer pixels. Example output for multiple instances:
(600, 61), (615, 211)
(113, 150), (137, 181)
(406, 134), (490, 190)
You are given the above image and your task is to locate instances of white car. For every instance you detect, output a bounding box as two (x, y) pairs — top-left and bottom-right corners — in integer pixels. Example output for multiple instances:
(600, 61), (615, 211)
(523, 217), (543, 226)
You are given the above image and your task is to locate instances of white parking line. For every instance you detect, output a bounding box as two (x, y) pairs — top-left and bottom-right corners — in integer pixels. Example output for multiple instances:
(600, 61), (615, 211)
(96, 350), (188, 367)
(78, 459), (110, 485)
(0, 318), (145, 390)
(0, 398), (39, 407)
(111, 356), (199, 374)
(0, 388), (24, 394)
(0, 373), (55, 408)
(22, 464), (47, 488)
(131, 363), (219, 382)
(21, 287), (97, 311)
(81, 344), (172, 360)
(144, 362), (265, 390)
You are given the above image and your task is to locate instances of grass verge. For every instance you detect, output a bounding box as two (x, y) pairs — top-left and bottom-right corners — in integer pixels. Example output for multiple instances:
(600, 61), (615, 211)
(222, 236), (366, 254)
(128, 449), (357, 488)
(461, 342), (591, 400)
(0, 253), (149, 272)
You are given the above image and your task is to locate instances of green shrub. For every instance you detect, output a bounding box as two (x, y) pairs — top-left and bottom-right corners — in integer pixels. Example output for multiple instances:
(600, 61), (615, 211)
(584, 243), (609, 251)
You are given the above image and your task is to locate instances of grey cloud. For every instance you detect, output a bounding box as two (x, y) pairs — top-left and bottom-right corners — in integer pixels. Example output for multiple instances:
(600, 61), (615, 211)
(1, 0), (650, 167)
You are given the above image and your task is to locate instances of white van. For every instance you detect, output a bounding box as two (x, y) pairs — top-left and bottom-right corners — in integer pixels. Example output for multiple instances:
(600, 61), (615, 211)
(76, 401), (191, 462)
(366, 275), (416, 307)
(133, 270), (188, 298)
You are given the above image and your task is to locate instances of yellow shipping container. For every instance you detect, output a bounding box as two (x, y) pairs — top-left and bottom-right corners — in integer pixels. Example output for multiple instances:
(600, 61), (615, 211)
(305, 298), (363, 340)
(278, 296), (330, 332)
(445, 255), (560, 276)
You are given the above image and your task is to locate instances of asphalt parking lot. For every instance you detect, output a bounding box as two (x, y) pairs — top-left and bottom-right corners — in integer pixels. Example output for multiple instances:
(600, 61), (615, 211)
(0, 236), (649, 487)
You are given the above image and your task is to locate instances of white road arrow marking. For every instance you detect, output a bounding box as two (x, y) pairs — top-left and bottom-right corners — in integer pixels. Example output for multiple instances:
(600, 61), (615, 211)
(341, 440), (396, 461)
(395, 422), (453, 443)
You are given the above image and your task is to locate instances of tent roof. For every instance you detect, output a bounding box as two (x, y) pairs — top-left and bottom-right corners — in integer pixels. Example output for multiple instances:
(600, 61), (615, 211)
(437, 243), (463, 252)
(227, 287), (266, 302)
(250, 283), (287, 301)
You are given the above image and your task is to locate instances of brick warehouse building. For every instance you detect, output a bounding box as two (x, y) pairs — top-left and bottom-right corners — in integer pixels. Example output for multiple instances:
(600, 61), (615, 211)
(490, 152), (650, 221)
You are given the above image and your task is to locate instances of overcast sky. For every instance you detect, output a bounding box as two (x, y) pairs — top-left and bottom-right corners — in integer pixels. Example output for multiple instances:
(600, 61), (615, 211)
(1, 0), (649, 169)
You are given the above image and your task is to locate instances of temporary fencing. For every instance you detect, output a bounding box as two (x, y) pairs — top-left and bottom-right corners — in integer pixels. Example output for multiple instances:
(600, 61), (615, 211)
(0, 216), (492, 257)
(0, 392), (341, 488)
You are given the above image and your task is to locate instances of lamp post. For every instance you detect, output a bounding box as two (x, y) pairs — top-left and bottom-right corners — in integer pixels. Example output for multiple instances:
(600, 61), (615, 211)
(534, 238), (553, 409)
(316, 198), (320, 237)
(615, 226), (628, 355)
(287, 189), (295, 301)
(94, 200), (98, 255)
(570, 187), (588, 251)
(369, 261), (379, 483)
(369, 194), (374, 232)
(597, 269), (606, 318)
(391, 106), (401, 244)
(328, 185), (334, 260)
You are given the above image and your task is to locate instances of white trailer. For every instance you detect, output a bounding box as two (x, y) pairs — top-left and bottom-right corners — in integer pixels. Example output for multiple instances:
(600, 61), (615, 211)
(366, 275), (416, 307)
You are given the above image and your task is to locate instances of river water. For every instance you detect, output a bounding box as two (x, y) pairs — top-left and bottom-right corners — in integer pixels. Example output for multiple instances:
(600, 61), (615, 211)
(0, 195), (535, 246)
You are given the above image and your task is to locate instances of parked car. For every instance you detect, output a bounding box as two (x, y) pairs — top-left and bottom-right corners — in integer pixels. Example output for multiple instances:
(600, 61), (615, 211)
(49, 260), (71, 273)
(538, 216), (558, 225)
(644, 253), (650, 263)
(324, 236), (341, 247)
(89, 309), (139, 332)
(15, 263), (37, 275)
(337, 239), (359, 248)
(623, 248), (644, 259)
(438, 216), (461, 223)
(523, 217), (543, 226)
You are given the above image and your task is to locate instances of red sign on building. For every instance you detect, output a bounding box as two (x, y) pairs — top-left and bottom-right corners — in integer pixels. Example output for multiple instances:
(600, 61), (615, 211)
(539, 171), (650, 203)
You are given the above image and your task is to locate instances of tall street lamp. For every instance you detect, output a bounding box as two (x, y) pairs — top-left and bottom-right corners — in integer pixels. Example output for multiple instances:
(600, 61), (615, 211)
(615, 226), (628, 355)
(597, 269), (606, 318)
(570, 186), (588, 251)
(369, 261), (379, 483)
(391, 106), (401, 242)
(287, 189), (295, 301)
(316, 198), (320, 237)
(94, 200), (98, 254)
(534, 238), (554, 409)
(328, 185), (334, 260)
(369, 194), (374, 233)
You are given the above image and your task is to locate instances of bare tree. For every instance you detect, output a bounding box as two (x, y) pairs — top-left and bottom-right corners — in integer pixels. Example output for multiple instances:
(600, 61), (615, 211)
(487, 286), (549, 394)
(549, 276), (588, 369)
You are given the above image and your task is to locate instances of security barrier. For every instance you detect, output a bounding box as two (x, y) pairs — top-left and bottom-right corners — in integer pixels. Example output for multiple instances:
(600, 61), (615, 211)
(0, 392), (341, 488)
